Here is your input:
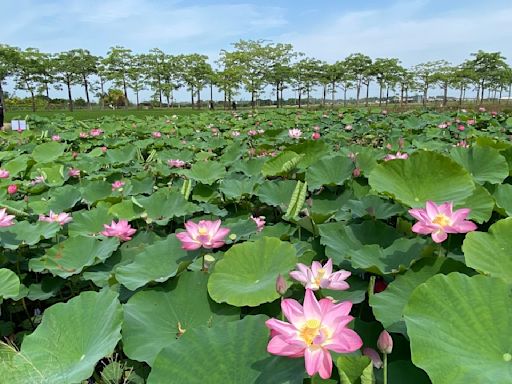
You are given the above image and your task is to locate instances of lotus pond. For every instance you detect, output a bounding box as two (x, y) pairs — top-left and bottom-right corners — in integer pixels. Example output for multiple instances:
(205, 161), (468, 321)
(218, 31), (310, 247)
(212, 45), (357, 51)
(0, 108), (511, 383)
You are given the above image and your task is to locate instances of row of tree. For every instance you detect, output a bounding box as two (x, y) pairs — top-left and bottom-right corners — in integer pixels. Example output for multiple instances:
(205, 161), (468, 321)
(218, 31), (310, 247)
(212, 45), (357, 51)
(0, 40), (511, 111)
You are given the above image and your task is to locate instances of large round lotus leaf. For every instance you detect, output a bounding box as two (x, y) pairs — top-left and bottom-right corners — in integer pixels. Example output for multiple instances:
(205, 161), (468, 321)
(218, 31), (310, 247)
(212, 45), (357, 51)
(147, 315), (304, 384)
(256, 179), (298, 209)
(208, 237), (297, 307)
(450, 146), (509, 184)
(2, 290), (122, 384)
(123, 271), (240, 365)
(462, 218), (512, 283)
(0, 268), (20, 299)
(115, 234), (191, 290)
(68, 206), (113, 236)
(305, 155), (354, 191)
(187, 161), (226, 185)
(493, 184), (512, 216)
(370, 257), (470, 334)
(368, 151), (475, 207)
(458, 184), (494, 224)
(31, 142), (66, 163)
(29, 236), (119, 278)
(138, 190), (200, 224)
(105, 144), (137, 163)
(261, 151), (302, 177)
(0, 221), (61, 250)
(404, 273), (512, 384)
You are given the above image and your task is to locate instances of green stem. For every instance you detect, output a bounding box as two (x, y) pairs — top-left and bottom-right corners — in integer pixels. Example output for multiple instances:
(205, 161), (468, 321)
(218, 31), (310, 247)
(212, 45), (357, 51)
(368, 275), (376, 300)
(383, 353), (388, 384)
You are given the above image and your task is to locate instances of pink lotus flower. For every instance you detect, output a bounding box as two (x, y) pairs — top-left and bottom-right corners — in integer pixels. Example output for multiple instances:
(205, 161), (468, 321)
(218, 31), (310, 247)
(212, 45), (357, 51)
(112, 180), (125, 191)
(456, 140), (469, 148)
(438, 123), (448, 129)
(248, 129), (258, 136)
(266, 289), (362, 379)
(457, 125), (465, 131)
(251, 215), (266, 232)
(348, 152), (358, 162)
(290, 259), (350, 291)
(101, 146), (108, 153)
(408, 201), (477, 243)
(467, 119), (476, 125)
(232, 131), (241, 137)
(344, 124), (353, 131)
(311, 132), (321, 140)
(384, 152), (408, 161)
(51, 135), (61, 142)
(101, 220), (136, 241)
(39, 211), (73, 225)
(478, 107), (486, 112)
(288, 129), (302, 139)
(491, 111), (497, 117)
(167, 159), (186, 168)
(0, 208), (15, 227)
(352, 168), (361, 177)
(79, 132), (89, 138)
(90, 128), (103, 137)
(0, 169), (10, 178)
(68, 168), (80, 177)
(72, 151), (79, 159)
(363, 347), (383, 369)
(31, 176), (45, 185)
(152, 131), (162, 138)
(176, 219), (230, 250)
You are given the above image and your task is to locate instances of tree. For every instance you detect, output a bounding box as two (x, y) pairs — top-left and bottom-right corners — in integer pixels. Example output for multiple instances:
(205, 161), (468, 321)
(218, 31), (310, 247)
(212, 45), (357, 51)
(181, 54), (212, 109)
(14, 48), (46, 112)
(54, 50), (84, 111)
(373, 58), (403, 106)
(127, 54), (147, 108)
(71, 49), (98, 109)
(103, 46), (133, 107)
(396, 67), (415, 106)
(264, 43), (296, 108)
(431, 62), (455, 107)
(344, 53), (372, 105)
(0, 44), (21, 107)
(412, 60), (447, 106)
(291, 58), (322, 108)
(216, 51), (243, 109)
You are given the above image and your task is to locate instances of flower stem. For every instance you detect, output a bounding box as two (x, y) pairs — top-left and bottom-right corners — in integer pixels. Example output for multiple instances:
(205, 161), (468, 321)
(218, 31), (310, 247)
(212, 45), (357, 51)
(383, 353), (388, 384)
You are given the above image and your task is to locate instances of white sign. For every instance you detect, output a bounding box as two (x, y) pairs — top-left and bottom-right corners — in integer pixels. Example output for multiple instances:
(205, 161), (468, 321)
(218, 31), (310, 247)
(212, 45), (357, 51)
(11, 120), (27, 131)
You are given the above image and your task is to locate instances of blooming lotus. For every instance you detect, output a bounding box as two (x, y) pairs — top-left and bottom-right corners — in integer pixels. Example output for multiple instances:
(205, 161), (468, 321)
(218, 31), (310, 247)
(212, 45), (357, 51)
(79, 132), (89, 138)
(167, 159), (186, 168)
(248, 129), (258, 136)
(250, 215), (266, 232)
(39, 211), (72, 226)
(31, 176), (45, 185)
(152, 131), (162, 138)
(438, 123), (448, 129)
(101, 220), (136, 241)
(51, 135), (61, 141)
(7, 184), (17, 195)
(176, 219), (230, 250)
(288, 129), (302, 139)
(456, 140), (469, 148)
(0, 208), (15, 227)
(384, 152), (408, 161)
(290, 259), (350, 291)
(68, 168), (80, 177)
(112, 180), (125, 191)
(344, 124), (353, 131)
(101, 146), (108, 153)
(90, 128), (103, 137)
(478, 107), (486, 112)
(408, 201), (477, 243)
(0, 169), (10, 178)
(467, 119), (476, 125)
(266, 289), (362, 379)
(231, 131), (240, 137)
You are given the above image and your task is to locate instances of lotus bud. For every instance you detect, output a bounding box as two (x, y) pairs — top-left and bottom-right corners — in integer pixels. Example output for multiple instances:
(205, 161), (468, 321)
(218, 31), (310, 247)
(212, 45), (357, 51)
(377, 330), (393, 354)
(276, 274), (287, 296)
(7, 184), (17, 195)
(352, 168), (361, 177)
(363, 347), (383, 369)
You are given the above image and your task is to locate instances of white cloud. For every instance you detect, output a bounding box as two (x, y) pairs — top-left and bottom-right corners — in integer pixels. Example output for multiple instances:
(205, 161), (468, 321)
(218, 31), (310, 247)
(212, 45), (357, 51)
(283, 0), (512, 66)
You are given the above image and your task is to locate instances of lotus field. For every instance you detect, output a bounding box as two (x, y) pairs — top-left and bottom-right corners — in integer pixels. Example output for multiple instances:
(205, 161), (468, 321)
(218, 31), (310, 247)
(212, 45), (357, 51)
(1, 107), (512, 383)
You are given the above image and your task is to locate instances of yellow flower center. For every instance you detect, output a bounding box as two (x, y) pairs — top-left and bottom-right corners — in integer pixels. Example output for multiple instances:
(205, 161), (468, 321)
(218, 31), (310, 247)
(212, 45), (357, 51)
(314, 269), (326, 286)
(299, 319), (322, 346)
(197, 227), (209, 236)
(432, 214), (451, 228)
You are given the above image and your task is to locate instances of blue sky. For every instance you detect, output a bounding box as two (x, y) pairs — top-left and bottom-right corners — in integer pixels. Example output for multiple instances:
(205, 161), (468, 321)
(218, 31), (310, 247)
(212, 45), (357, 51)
(3, 0), (512, 101)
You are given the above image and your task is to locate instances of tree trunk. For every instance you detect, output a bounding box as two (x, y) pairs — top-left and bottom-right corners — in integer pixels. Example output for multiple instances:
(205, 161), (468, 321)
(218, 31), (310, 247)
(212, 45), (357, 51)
(191, 85), (195, 109)
(379, 83), (383, 106)
(136, 91), (140, 108)
(197, 88), (201, 109)
(66, 79), (73, 112)
(331, 80), (336, 105)
(280, 87), (284, 106)
(224, 90), (227, 110)
(356, 81), (361, 105)
(166, 94), (171, 108)
(158, 76), (163, 107)
(210, 82), (213, 105)
(322, 85), (327, 106)
(480, 80), (485, 105)
(251, 90), (255, 110)
(423, 82), (428, 106)
(385, 87), (389, 107)
(307, 88), (311, 108)
(459, 85), (463, 107)
(122, 78), (128, 108)
(100, 78), (105, 109)
(343, 88), (347, 106)
(83, 75), (91, 109)
(298, 88), (302, 108)
(443, 82), (448, 107)
(405, 88), (409, 105)
(365, 82), (370, 107)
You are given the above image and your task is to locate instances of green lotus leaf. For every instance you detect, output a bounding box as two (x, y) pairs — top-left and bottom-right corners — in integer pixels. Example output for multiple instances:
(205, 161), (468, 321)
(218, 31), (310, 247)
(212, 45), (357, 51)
(450, 145), (509, 184)
(0, 221), (61, 250)
(368, 151), (475, 207)
(31, 142), (66, 163)
(457, 184), (494, 223)
(261, 151), (302, 177)
(138, 189), (200, 224)
(1, 290), (122, 384)
(3, 154), (30, 176)
(187, 161), (226, 185)
(462, 217), (512, 283)
(47, 185), (82, 212)
(305, 155), (354, 191)
(256, 180), (298, 209)
(108, 200), (143, 220)
(122, 271), (240, 365)
(336, 354), (373, 384)
(106, 144), (137, 163)
(68, 206), (114, 236)
(0, 268), (20, 300)
(404, 273), (512, 384)
(370, 257), (470, 334)
(208, 237), (297, 306)
(115, 234), (191, 290)
(39, 164), (65, 187)
(493, 184), (512, 217)
(219, 177), (259, 200)
(148, 315), (304, 384)
(29, 236), (119, 278)
(80, 180), (113, 204)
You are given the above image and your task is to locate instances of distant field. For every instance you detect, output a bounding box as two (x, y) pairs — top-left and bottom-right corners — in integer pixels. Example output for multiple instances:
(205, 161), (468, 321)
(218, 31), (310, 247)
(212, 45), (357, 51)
(4, 107), (206, 121)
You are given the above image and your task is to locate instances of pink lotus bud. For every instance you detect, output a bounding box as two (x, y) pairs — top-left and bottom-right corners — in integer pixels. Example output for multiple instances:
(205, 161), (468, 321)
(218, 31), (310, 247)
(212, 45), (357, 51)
(352, 168), (361, 177)
(458, 125), (465, 131)
(344, 124), (353, 131)
(101, 146), (107, 153)
(479, 107), (486, 112)
(276, 274), (287, 296)
(491, 111), (497, 117)
(467, 119), (475, 125)
(377, 330), (393, 354)
(311, 132), (321, 140)
(7, 184), (17, 195)
(72, 151), (78, 159)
